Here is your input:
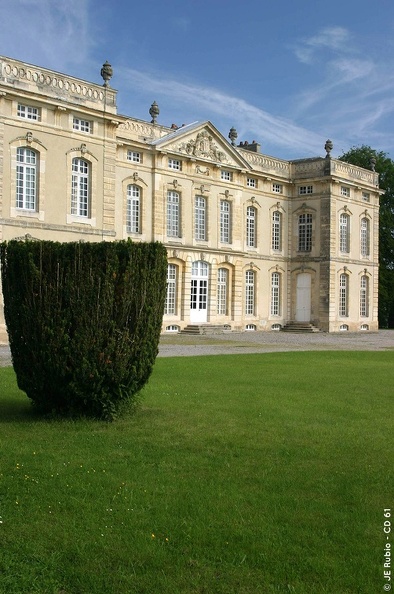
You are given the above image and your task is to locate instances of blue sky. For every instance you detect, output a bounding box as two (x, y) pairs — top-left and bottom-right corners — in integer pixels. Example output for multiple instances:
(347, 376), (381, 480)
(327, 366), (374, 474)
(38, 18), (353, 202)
(1, 0), (393, 160)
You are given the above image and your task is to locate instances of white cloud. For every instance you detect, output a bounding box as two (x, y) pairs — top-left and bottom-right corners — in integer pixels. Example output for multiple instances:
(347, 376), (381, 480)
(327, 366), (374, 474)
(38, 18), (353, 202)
(0, 0), (93, 72)
(294, 26), (351, 64)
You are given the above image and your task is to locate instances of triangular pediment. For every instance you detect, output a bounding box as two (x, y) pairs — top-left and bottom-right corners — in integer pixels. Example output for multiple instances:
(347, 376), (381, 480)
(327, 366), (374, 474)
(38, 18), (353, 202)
(152, 121), (251, 170)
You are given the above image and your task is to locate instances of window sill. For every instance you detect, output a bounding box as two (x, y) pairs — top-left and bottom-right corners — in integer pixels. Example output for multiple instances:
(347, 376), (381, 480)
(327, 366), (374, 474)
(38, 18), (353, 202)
(67, 214), (96, 227)
(11, 208), (44, 221)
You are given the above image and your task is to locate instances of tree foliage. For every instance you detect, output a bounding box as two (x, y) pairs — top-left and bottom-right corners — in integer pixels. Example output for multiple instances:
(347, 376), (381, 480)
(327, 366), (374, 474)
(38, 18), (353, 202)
(339, 145), (394, 328)
(0, 239), (168, 419)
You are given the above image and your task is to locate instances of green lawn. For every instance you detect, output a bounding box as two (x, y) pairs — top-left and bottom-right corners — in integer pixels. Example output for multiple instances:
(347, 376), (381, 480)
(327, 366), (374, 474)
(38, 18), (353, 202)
(0, 351), (393, 593)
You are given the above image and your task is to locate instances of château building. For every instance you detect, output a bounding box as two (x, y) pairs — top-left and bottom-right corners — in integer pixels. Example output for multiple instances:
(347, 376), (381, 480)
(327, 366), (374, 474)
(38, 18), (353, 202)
(0, 55), (381, 343)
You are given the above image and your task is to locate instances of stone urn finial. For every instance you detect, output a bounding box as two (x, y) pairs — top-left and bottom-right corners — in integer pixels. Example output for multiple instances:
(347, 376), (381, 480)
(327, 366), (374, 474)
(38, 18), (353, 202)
(228, 127), (238, 146)
(149, 101), (160, 124)
(101, 61), (113, 87)
(324, 139), (333, 157)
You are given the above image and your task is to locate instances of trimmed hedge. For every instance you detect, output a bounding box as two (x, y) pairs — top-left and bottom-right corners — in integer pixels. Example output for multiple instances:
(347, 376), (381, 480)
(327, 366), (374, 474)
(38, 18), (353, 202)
(0, 239), (167, 419)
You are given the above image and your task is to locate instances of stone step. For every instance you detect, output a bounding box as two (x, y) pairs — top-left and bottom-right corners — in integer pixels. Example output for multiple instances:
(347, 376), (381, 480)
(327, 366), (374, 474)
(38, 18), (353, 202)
(282, 322), (321, 333)
(180, 324), (230, 335)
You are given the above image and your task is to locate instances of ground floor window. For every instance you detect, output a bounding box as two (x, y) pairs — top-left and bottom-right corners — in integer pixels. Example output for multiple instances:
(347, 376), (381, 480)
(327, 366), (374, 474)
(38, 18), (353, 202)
(165, 264), (177, 315)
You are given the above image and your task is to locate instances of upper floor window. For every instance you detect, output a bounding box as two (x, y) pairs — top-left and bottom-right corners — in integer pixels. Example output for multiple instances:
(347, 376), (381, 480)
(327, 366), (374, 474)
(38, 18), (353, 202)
(126, 184), (141, 233)
(127, 150), (142, 163)
(341, 186), (350, 197)
(168, 158), (181, 171)
(73, 117), (92, 133)
(272, 183), (283, 194)
(165, 264), (177, 315)
(221, 170), (233, 182)
(195, 196), (207, 241)
(362, 192), (370, 202)
(339, 213), (350, 253)
(247, 177), (257, 188)
(16, 147), (37, 210)
(360, 217), (370, 257)
(217, 268), (228, 315)
(299, 185), (313, 195)
(272, 211), (282, 251)
(298, 213), (312, 251)
(246, 206), (257, 248)
(245, 270), (255, 315)
(17, 103), (40, 121)
(167, 191), (180, 237)
(71, 158), (90, 217)
(271, 272), (281, 316)
(220, 200), (231, 243)
(339, 273), (349, 317)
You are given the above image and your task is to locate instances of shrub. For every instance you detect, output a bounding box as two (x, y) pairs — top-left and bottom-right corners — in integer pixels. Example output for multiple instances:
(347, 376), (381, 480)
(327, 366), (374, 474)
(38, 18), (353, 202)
(0, 239), (167, 419)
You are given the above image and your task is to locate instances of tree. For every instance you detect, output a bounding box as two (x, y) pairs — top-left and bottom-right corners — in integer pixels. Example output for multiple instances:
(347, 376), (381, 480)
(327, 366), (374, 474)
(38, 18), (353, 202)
(339, 146), (394, 328)
(0, 239), (168, 419)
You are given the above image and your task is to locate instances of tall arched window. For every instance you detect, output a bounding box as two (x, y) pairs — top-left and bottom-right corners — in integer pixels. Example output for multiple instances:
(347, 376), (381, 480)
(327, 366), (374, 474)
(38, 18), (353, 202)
(272, 211), (282, 251)
(164, 263), (177, 315)
(195, 196), (207, 241)
(298, 213), (312, 251)
(217, 268), (228, 315)
(360, 218), (370, 257)
(167, 191), (180, 237)
(245, 270), (255, 315)
(271, 272), (281, 316)
(339, 213), (350, 253)
(71, 158), (90, 217)
(360, 275), (369, 317)
(339, 273), (349, 317)
(16, 147), (37, 210)
(246, 206), (257, 247)
(126, 184), (141, 233)
(220, 200), (231, 243)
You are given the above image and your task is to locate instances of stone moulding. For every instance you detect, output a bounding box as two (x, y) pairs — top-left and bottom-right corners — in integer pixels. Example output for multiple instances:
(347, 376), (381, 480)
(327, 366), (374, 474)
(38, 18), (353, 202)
(0, 58), (117, 113)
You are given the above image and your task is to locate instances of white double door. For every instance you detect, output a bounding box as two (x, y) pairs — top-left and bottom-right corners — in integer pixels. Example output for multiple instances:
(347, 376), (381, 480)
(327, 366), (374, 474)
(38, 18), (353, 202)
(295, 273), (311, 322)
(190, 261), (208, 323)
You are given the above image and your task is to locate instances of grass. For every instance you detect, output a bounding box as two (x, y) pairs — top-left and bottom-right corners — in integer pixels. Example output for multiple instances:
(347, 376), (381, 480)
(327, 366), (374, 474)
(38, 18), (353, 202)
(0, 351), (393, 593)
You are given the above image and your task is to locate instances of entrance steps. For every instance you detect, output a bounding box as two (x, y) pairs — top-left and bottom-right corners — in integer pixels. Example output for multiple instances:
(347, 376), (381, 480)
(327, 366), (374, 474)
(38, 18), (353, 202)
(180, 324), (230, 335)
(281, 322), (321, 333)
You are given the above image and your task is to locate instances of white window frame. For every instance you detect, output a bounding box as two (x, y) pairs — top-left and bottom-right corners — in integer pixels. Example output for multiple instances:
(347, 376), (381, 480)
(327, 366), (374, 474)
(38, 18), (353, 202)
(71, 158), (90, 217)
(220, 200), (231, 243)
(272, 183), (283, 194)
(195, 196), (207, 241)
(126, 184), (141, 233)
(339, 213), (350, 253)
(362, 192), (370, 202)
(217, 268), (228, 315)
(167, 191), (180, 237)
(246, 206), (257, 248)
(221, 170), (233, 182)
(247, 177), (257, 188)
(17, 103), (40, 121)
(165, 264), (177, 315)
(360, 218), (370, 257)
(271, 272), (281, 316)
(339, 274), (349, 317)
(16, 147), (37, 210)
(360, 275), (369, 317)
(73, 117), (92, 133)
(341, 186), (350, 197)
(299, 185), (313, 195)
(298, 213), (312, 252)
(127, 150), (141, 163)
(245, 270), (255, 315)
(272, 211), (282, 251)
(168, 158), (181, 171)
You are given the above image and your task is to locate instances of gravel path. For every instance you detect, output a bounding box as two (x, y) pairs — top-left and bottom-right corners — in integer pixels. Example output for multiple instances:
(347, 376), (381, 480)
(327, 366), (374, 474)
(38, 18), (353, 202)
(1, 330), (393, 366)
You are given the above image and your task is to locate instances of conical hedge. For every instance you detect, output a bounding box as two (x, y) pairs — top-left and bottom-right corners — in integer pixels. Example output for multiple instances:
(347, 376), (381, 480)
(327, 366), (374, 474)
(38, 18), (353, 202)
(0, 239), (167, 419)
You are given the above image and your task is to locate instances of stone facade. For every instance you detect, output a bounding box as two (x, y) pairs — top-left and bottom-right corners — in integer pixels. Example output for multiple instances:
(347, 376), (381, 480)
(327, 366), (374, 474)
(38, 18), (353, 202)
(0, 56), (381, 342)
